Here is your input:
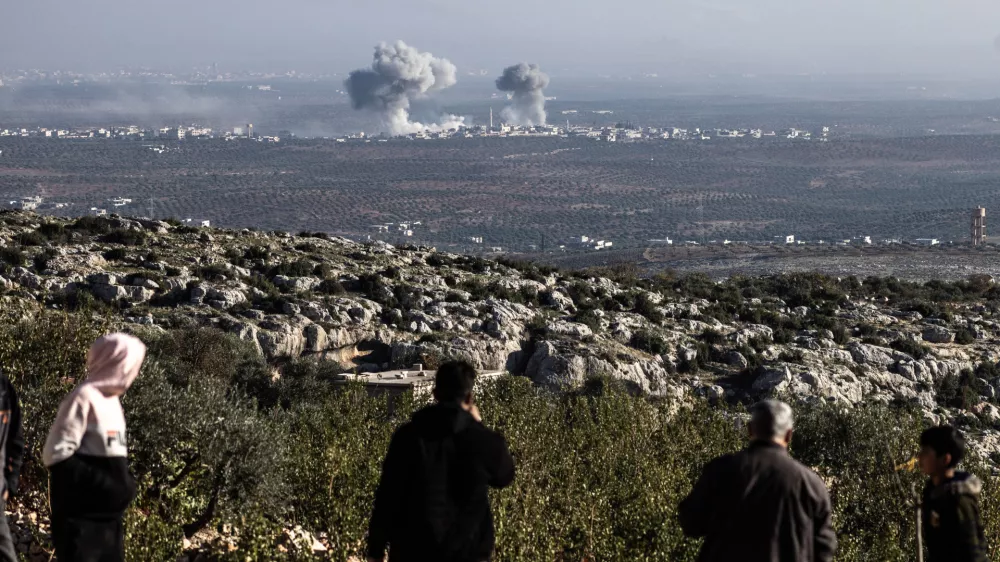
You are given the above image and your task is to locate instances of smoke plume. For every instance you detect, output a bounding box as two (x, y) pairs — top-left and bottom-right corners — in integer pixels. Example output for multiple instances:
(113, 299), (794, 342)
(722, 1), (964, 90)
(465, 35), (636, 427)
(495, 63), (550, 127)
(345, 41), (465, 135)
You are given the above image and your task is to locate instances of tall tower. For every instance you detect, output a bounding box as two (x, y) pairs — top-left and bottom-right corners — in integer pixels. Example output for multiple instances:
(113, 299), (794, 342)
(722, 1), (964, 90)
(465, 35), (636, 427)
(489, 107), (493, 130)
(247, 123), (254, 138)
(972, 206), (987, 246)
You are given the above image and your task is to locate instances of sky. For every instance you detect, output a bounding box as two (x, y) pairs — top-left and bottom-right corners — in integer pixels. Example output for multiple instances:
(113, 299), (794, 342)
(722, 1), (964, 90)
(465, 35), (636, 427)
(4, 0), (1000, 77)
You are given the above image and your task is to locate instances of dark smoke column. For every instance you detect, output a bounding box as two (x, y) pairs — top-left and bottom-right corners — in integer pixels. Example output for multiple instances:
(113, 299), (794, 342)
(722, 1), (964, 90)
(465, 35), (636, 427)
(344, 41), (464, 135)
(495, 63), (550, 127)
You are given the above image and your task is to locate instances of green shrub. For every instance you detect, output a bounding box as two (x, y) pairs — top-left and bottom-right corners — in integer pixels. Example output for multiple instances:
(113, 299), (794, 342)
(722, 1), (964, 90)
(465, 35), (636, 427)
(270, 260), (314, 278)
(0, 246), (26, 267)
(32, 249), (57, 272)
(575, 309), (603, 333)
(630, 329), (669, 355)
(103, 248), (129, 262)
(700, 329), (724, 345)
(101, 229), (147, 246)
(831, 324), (850, 345)
(16, 230), (47, 247)
(37, 222), (68, 243)
(70, 216), (113, 235)
(192, 264), (229, 280)
(891, 338), (930, 360)
(244, 246), (271, 261)
(633, 293), (665, 324)
(318, 279), (346, 295)
(2, 313), (1000, 561)
(955, 329), (976, 345)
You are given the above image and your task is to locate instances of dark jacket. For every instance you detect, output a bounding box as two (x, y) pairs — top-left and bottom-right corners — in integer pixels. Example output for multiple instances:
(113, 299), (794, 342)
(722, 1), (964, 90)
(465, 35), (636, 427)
(679, 440), (837, 562)
(923, 472), (989, 562)
(48, 456), (136, 519)
(366, 403), (515, 562)
(0, 377), (24, 498)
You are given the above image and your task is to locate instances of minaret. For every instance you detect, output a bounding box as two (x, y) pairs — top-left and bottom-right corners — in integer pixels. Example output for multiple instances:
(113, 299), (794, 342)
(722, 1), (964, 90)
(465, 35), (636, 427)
(973, 206), (987, 246)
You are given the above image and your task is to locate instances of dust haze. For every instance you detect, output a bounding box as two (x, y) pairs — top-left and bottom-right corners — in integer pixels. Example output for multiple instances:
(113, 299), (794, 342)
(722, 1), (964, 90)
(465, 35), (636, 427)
(3, 0), (1000, 78)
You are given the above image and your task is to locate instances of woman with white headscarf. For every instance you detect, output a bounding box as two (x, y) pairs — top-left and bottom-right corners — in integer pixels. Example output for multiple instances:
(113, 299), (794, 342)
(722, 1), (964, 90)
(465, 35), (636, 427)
(43, 333), (146, 562)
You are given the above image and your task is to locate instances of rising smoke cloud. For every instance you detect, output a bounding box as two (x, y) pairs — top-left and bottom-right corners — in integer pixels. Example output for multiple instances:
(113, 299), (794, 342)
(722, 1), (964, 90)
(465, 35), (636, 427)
(495, 63), (550, 127)
(345, 41), (465, 136)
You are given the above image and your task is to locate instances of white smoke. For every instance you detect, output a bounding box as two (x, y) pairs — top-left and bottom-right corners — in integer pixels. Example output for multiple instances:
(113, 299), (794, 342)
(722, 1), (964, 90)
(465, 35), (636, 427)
(495, 63), (550, 127)
(345, 41), (465, 135)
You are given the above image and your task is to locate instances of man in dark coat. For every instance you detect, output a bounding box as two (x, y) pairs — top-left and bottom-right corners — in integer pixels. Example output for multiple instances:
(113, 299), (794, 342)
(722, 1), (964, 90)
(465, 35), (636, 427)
(0, 373), (23, 562)
(679, 399), (837, 562)
(918, 425), (989, 562)
(366, 361), (515, 562)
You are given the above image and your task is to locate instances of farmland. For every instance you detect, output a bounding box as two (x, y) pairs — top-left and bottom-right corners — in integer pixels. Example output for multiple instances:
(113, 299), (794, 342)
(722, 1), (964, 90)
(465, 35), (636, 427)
(2, 131), (1000, 254)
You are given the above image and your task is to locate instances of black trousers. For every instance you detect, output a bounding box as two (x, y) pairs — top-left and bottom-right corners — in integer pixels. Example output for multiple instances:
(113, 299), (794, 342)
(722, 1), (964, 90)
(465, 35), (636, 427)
(0, 502), (17, 562)
(51, 515), (124, 562)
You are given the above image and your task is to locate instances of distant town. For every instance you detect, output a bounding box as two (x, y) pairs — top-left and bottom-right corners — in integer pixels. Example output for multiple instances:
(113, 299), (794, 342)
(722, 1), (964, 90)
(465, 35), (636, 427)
(0, 121), (830, 144)
(0, 124), (280, 143)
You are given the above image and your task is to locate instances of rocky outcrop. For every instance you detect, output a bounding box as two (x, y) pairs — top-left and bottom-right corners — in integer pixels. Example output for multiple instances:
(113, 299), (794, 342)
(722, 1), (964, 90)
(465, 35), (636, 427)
(923, 326), (956, 344)
(3, 209), (1000, 437)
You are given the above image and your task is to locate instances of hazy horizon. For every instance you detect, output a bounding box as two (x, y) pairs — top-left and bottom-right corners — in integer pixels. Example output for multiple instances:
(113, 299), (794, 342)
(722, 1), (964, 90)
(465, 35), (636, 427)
(5, 0), (1000, 79)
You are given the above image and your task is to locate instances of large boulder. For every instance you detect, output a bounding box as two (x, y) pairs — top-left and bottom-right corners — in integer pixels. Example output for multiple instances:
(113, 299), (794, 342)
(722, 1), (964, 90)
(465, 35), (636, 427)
(90, 283), (125, 302)
(752, 362), (870, 404)
(724, 350), (749, 369)
(207, 287), (248, 309)
(86, 272), (118, 286)
(483, 299), (535, 339)
(524, 342), (679, 396)
(304, 324), (328, 353)
(541, 289), (575, 312)
(730, 325), (774, 346)
(847, 343), (898, 367)
(922, 326), (956, 344)
(273, 276), (321, 293)
(256, 317), (312, 358)
(8, 268), (42, 290)
(525, 342), (587, 389)
(547, 321), (593, 338)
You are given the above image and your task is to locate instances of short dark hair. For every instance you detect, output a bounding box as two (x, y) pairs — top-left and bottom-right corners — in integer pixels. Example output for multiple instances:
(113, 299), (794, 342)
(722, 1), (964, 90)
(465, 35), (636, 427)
(921, 425), (966, 468)
(433, 361), (477, 403)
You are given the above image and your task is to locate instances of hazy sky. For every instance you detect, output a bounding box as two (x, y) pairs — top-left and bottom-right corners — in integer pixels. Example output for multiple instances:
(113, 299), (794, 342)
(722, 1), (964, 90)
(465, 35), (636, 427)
(4, 0), (1000, 76)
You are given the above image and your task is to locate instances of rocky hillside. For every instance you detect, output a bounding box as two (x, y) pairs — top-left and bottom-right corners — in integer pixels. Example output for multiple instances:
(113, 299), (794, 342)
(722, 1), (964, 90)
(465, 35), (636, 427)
(2, 210), (1000, 458)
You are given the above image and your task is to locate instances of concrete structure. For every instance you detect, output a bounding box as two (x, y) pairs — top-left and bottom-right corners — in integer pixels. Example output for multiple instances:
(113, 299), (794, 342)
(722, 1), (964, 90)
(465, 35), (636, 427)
(334, 364), (506, 401)
(973, 207), (987, 246)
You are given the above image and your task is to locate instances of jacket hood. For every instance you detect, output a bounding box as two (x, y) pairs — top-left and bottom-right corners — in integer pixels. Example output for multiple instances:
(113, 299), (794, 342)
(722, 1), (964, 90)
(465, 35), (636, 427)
(932, 472), (983, 500)
(85, 333), (147, 394)
(411, 402), (474, 437)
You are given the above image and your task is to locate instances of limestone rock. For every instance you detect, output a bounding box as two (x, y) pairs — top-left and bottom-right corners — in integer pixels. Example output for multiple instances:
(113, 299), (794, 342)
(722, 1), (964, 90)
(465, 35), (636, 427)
(922, 326), (956, 344)
(724, 350), (749, 369)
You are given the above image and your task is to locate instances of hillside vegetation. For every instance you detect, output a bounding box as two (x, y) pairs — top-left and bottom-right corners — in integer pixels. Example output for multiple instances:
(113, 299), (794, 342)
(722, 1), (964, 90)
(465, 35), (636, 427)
(0, 210), (999, 559)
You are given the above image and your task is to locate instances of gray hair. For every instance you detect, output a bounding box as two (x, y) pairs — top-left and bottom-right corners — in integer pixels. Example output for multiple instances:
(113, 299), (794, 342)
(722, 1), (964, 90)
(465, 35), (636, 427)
(749, 400), (794, 440)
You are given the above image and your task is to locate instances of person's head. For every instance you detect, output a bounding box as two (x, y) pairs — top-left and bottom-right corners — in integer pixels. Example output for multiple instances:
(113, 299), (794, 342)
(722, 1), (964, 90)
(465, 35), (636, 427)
(919, 425), (965, 477)
(432, 361), (477, 407)
(86, 333), (147, 397)
(748, 399), (794, 447)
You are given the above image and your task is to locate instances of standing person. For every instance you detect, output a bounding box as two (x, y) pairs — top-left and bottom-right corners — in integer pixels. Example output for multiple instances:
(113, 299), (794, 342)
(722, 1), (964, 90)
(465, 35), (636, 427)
(679, 399), (837, 562)
(918, 425), (989, 562)
(0, 370), (24, 562)
(366, 361), (515, 562)
(43, 333), (146, 562)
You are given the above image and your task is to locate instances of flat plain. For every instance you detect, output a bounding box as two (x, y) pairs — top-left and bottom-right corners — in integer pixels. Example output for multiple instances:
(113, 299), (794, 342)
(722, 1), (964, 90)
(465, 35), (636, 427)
(2, 133), (1000, 250)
